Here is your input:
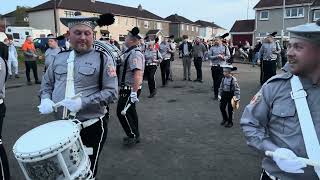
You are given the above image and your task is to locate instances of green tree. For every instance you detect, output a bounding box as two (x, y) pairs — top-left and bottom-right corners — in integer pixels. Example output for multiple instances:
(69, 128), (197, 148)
(14, 6), (30, 26)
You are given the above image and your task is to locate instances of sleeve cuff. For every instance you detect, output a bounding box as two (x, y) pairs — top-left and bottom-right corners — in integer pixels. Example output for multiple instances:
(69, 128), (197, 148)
(262, 139), (279, 152)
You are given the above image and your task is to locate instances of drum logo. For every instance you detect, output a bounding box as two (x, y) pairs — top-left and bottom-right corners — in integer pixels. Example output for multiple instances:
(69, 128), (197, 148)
(26, 160), (60, 180)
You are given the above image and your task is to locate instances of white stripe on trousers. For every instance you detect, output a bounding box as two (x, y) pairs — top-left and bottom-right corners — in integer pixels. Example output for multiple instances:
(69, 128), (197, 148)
(0, 140), (4, 180)
(92, 119), (104, 177)
(123, 96), (136, 138)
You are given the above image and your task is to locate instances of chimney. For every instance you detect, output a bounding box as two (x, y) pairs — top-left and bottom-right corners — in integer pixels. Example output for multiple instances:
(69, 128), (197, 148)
(138, 4), (143, 11)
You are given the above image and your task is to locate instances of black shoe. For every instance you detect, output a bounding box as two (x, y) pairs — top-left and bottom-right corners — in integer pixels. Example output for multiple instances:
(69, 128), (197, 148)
(183, 78), (187, 81)
(15, 74), (20, 78)
(35, 81), (41, 84)
(220, 120), (227, 126)
(225, 122), (233, 128)
(123, 137), (140, 146)
(148, 91), (157, 98)
(27, 81), (32, 85)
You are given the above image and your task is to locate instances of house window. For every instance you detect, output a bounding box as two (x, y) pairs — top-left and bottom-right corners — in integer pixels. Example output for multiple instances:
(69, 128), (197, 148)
(186, 25), (189, 31)
(157, 22), (162, 30)
(191, 26), (194, 31)
(25, 31), (29, 36)
(260, 11), (269, 20)
(144, 21), (149, 28)
(119, 34), (127, 42)
(64, 11), (75, 17)
(7, 28), (11, 32)
(285, 7), (304, 18)
(314, 10), (320, 21)
(181, 24), (184, 30)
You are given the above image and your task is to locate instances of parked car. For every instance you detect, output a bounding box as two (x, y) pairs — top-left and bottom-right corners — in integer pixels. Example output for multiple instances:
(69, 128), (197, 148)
(33, 37), (66, 52)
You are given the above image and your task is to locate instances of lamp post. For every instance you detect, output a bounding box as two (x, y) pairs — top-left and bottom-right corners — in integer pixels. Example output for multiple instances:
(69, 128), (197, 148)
(281, 0), (286, 47)
(53, 0), (58, 36)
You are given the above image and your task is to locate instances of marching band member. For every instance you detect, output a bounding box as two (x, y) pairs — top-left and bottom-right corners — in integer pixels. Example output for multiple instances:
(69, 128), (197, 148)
(218, 64), (240, 128)
(38, 12), (118, 179)
(241, 20), (320, 179)
(144, 41), (162, 98)
(116, 27), (145, 146)
(0, 56), (10, 180)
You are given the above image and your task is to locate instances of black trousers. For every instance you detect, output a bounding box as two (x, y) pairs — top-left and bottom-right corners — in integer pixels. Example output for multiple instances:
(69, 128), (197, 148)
(24, 61), (39, 82)
(0, 103), (10, 180)
(211, 66), (223, 96)
(160, 60), (170, 86)
(117, 89), (141, 138)
(80, 117), (108, 178)
(261, 60), (277, 85)
(220, 91), (234, 122)
(145, 65), (157, 94)
(260, 170), (280, 180)
(194, 57), (203, 81)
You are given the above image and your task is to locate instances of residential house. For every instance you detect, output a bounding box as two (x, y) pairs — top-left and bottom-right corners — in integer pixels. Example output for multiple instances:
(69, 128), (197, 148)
(254, 0), (320, 43)
(194, 20), (226, 40)
(165, 14), (200, 40)
(27, 0), (170, 43)
(230, 19), (255, 46)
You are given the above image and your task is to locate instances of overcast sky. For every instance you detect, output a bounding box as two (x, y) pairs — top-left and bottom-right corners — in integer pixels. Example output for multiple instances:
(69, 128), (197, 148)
(0, 0), (260, 30)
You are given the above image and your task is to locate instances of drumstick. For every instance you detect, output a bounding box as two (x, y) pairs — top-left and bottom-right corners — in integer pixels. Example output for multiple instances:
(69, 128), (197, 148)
(265, 151), (320, 167)
(121, 103), (132, 116)
(53, 93), (82, 111)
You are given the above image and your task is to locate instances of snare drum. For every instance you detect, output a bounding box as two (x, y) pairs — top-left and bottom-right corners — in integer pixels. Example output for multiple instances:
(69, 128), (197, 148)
(13, 120), (92, 180)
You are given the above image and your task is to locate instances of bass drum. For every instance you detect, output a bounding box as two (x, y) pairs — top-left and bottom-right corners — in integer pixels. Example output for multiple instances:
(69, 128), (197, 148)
(93, 40), (123, 66)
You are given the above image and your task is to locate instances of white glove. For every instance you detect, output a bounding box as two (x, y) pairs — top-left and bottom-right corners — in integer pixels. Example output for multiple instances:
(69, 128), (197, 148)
(272, 148), (307, 173)
(257, 59), (261, 65)
(60, 97), (82, 112)
(130, 91), (139, 103)
(218, 95), (221, 101)
(38, 98), (55, 114)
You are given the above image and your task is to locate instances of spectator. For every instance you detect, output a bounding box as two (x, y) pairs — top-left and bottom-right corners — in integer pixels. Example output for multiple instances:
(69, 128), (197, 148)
(21, 36), (41, 85)
(5, 38), (19, 79)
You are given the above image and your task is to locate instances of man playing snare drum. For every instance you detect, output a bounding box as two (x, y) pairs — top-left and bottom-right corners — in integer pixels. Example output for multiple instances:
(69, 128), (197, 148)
(38, 12), (118, 179)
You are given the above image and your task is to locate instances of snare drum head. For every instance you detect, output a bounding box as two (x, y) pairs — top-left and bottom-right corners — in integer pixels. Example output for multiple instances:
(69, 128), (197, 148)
(13, 120), (80, 158)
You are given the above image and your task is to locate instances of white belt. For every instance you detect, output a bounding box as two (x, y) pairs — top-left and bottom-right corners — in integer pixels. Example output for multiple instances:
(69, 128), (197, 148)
(81, 118), (100, 128)
(121, 85), (142, 90)
(146, 63), (157, 66)
(0, 99), (3, 104)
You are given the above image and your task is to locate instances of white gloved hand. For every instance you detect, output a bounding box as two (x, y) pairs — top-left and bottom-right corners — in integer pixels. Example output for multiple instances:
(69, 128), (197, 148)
(272, 148), (307, 173)
(130, 91), (139, 103)
(38, 98), (55, 114)
(218, 95), (222, 101)
(257, 59), (261, 65)
(60, 97), (82, 112)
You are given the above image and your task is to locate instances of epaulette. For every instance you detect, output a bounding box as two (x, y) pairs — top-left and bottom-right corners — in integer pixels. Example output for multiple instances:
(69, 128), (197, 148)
(265, 72), (293, 84)
(58, 49), (72, 54)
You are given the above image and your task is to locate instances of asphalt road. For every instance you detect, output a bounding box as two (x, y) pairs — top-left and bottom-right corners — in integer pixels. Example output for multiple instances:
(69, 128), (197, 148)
(4, 60), (263, 180)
